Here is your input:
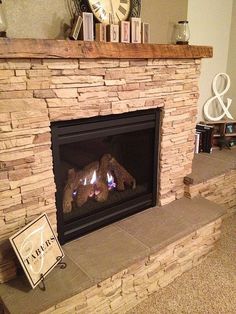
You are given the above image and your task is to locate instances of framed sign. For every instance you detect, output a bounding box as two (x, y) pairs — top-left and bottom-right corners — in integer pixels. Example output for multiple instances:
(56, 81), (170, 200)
(10, 213), (64, 289)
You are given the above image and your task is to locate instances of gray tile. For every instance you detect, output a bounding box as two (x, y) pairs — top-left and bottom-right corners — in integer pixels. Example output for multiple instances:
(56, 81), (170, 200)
(63, 225), (149, 283)
(0, 256), (92, 314)
(211, 149), (236, 164)
(186, 149), (236, 184)
(117, 197), (225, 253)
(117, 205), (191, 253)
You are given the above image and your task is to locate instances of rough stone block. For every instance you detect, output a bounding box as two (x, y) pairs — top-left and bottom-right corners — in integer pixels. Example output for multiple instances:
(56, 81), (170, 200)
(43, 59), (79, 69)
(33, 89), (56, 98)
(53, 88), (78, 98)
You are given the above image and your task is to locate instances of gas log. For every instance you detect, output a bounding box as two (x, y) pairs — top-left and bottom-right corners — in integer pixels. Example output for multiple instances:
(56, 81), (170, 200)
(62, 154), (136, 213)
(62, 161), (99, 213)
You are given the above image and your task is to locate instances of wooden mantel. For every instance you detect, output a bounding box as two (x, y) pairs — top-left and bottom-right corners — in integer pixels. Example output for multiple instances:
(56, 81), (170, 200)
(0, 38), (212, 59)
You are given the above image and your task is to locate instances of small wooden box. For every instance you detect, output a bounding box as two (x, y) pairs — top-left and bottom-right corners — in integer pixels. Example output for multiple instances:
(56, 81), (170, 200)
(131, 17), (141, 43)
(96, 23), (107, 42)
(107, 24), (119, 42)
(120, 21), (130, 43)
(142, 23), (150, 43)
(82, 12), (94, 41)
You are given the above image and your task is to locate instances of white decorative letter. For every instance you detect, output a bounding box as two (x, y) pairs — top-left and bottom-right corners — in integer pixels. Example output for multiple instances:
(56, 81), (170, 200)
(204, 73), (234, 121)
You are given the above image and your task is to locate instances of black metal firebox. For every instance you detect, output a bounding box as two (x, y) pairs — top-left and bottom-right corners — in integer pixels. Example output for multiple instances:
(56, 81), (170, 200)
(51, 109), (160, 244)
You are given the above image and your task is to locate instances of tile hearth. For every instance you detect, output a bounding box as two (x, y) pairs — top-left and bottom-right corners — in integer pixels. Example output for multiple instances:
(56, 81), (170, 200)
(0, 196), (225, 314)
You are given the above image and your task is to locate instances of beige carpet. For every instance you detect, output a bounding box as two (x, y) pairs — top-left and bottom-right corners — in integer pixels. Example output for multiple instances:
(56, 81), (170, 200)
(128, 214), (236, 314)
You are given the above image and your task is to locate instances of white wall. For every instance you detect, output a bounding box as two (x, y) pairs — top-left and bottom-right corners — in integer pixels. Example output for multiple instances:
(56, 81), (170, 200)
(3, 0), (72, 39)
(3, 0), (188, 43)
(141, 0), (188, 43)
(188, 0), (233, 121)
(227, 0), (236, 118)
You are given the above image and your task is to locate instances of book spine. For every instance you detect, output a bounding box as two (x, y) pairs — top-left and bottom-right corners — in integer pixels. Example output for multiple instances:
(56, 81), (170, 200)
(195, 132), (200, 154)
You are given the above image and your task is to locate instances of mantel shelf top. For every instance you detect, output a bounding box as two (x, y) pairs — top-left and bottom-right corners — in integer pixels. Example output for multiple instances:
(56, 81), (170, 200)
(0, 38), (213, 59)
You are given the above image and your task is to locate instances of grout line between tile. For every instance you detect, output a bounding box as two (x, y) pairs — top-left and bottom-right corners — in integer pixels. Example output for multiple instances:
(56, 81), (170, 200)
(115, 223), (151, 252)
(64, 252), (95, 283)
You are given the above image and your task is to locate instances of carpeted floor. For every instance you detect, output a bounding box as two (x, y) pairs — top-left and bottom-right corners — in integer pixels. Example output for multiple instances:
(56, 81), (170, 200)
(128, 214), (236, 314)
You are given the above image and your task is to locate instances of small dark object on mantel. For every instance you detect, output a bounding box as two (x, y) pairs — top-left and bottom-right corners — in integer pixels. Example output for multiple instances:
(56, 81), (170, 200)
(176, 40), (189, 45)
(0, 31), (6, 37)
(218, 136), (231, 150)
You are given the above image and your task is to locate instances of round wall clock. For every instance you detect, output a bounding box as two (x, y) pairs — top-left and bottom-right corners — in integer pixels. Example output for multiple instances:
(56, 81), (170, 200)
(74, 0), (141, 25)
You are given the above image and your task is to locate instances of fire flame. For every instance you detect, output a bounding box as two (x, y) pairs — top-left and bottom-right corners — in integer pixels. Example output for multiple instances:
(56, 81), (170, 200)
(107, 172), (116, 190)
(90, 170), (97, 185)
(82, 170), (97, 186)
(80, 170), (116, 194)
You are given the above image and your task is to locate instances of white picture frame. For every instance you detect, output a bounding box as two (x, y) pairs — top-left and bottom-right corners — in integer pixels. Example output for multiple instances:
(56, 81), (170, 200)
(121, 21), (130, 43)
(107, 24), (119, 43)
(82, 12), (94, 41)
(70, 15), (83, 40)
(131, 17), (141, 43)
(142, 23), (150, 44)
(96, 23), (107, 42)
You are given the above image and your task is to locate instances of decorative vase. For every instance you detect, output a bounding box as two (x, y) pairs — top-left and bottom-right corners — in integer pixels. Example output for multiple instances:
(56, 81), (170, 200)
(175, 20), (190, 45)
(0, 0), (7, 37)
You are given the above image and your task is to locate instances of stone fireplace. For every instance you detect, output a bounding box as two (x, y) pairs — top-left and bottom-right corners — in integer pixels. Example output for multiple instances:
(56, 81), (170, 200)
(0, 39), (212, 283)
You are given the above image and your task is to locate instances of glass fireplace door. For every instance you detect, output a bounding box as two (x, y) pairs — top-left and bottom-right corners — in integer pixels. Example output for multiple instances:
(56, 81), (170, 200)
(51, 109), (160, 243)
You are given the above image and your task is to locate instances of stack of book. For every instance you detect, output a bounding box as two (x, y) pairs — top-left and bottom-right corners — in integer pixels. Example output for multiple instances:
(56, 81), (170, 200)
(195, 124), (214, 154)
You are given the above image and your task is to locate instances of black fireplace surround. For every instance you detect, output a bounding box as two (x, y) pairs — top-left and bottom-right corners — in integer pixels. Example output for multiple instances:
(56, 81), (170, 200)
(51, 109), (160, 244)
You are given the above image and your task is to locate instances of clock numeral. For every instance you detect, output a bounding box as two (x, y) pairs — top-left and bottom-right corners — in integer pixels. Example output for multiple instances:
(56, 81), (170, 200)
(92, 1), (101, 13)
(101, 9), (107, 18)
(98, 9), (107, 21)
(92, 1), (107, 21)
(118, 5), (127, 16)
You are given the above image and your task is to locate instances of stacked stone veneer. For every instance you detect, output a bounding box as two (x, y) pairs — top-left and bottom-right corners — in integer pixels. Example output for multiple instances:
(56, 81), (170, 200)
(40, 218), (222, 314)
(0, 57), (201, 283)
(185, 169), (236, 217)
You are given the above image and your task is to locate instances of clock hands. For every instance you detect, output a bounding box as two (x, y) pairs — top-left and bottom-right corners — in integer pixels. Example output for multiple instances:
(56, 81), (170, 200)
(109, 0), (115, 24)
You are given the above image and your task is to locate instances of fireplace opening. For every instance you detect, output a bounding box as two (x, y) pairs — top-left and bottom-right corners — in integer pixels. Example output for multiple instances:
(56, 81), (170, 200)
(51, 109), (160, 244)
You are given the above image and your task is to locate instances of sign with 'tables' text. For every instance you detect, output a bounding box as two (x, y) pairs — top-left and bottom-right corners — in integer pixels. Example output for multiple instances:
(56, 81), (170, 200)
(10, 213), (64, 289)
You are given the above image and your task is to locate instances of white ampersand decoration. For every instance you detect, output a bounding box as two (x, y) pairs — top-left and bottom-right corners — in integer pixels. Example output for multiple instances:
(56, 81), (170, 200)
(204, 73), (234, 121)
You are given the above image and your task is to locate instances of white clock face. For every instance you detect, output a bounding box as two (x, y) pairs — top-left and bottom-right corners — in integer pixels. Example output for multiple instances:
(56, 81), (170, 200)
(88, 0), (131, 24)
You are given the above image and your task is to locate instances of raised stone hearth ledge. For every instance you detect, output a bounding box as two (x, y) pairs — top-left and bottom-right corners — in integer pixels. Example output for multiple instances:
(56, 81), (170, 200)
(0, 197), (225, 314)
(0, 38), (212, 59)
(184, 150), (236, 217)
